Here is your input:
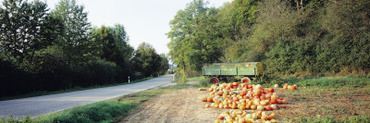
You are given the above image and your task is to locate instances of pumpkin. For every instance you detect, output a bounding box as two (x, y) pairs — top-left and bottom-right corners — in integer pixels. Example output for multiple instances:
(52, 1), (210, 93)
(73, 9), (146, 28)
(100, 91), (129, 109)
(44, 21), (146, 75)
(239, 118), (247, 123)
(201, 97), (207, 102)
(251, 105), (257, 110)
(270, 104), (278, 110)
(281, 99), (287, 104)
(257, 105), (264, 111)
(270, 99), (277, 104)
(268, 88), (274, 92)
(269, 113), (276, 120)
(264, 105), (272, 111)
(218, 115), (225, 120)
(261, 112), (268, 120)
(207, 97), (213, 102)
(283, 83), (288, 89)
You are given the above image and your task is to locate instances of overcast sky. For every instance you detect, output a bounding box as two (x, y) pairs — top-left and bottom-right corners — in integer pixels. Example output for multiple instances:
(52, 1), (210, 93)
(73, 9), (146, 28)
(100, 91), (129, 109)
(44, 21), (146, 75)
(41, 0), (232, 55)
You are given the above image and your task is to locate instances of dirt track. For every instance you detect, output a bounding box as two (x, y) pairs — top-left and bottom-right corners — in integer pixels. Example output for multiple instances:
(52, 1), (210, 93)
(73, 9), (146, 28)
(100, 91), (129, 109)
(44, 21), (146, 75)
(118, 87), (227, 123)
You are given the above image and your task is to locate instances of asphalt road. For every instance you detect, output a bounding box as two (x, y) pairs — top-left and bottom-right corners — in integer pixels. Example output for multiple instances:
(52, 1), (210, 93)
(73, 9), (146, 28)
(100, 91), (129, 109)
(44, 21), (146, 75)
(0, 74), (174, 118)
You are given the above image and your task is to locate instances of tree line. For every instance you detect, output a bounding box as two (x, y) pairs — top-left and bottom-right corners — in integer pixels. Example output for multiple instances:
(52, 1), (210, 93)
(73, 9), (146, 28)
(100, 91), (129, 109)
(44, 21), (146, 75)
(168, 0), (369, 82)
(0, 0), (169, 97)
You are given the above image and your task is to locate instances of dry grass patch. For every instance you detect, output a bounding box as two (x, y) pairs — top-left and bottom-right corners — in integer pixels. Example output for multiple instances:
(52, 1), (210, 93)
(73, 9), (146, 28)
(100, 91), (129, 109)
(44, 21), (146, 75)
(273, 86), (369, 122)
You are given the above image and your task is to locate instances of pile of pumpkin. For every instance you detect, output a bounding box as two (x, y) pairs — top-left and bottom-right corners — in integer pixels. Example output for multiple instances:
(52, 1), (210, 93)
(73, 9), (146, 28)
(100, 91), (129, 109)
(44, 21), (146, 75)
(201, 82), (296, 122)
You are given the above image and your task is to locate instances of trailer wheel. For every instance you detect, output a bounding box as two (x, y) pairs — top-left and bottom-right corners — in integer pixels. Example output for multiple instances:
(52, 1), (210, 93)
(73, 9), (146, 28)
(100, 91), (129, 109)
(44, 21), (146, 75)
(241, 77), (251, 83)
(210, 77), (219, 83)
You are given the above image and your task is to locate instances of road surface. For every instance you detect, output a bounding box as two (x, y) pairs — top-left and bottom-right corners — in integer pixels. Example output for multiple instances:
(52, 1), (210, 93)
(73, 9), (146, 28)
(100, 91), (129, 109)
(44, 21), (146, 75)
(0, 74), (174, 118)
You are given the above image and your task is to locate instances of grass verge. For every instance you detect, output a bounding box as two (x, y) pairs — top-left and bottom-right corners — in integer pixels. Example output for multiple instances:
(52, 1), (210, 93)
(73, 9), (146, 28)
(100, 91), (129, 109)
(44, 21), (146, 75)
(271, 77), (370, 123)
(0, 83), (195, 123)
(186, 76), (210, 87)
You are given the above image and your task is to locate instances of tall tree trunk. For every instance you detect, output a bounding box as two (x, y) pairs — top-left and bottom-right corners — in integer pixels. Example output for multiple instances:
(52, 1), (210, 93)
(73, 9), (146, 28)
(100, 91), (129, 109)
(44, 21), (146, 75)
(300, 0), (304, 8)
(296, 1), (300, 10)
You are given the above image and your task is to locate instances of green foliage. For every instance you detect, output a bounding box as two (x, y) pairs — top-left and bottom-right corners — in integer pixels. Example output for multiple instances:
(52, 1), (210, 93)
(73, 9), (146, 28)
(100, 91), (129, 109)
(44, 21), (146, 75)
(0, 0), (62, 63)
(84, 58), (118, 85)
(21, 115), (31, 123)
(167, 0), (224, 82)
(51, 0), (91, 66)
(131, 43), (165, 78)
(6, 114), (15, 123)
(47, 102), (135, 123)
(159, 54), (170, 74)
(168, 0), (369, 79)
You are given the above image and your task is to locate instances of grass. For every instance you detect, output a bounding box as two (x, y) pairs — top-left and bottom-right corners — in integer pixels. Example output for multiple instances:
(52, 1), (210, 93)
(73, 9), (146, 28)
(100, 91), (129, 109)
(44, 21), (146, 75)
(0, 76), (154, 101)
(185, 76), (210, 87)
(260, 76), (370, 89)
(292, 115), (370, 123)
(270, 77), (370, 123)
(0, 83), (196, 123)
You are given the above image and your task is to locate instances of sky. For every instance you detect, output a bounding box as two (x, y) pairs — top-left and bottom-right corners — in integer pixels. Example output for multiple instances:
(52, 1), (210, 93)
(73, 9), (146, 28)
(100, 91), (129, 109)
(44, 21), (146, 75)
(42, 0), (233, 55)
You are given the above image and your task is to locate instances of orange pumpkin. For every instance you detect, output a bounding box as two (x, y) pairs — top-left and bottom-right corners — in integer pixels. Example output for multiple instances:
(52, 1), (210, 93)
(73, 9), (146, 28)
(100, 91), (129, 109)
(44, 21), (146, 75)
(270, 99), (277, 104)
(233, 82), (239, 87)
(264, 105), (272, 111)
(281, 99), (287, 104)
(217, 115), (225, 120)
(201, 97), (207, 102)
(269, 113), (276, 120)
(283, 83), (288, 89)
(207, 97), (213, 102)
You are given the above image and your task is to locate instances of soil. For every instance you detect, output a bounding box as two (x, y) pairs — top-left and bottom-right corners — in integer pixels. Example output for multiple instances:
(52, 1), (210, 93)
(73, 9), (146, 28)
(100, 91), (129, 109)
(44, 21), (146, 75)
(118, 83), (369, 123)
(274, 86), (370, 120)
(118, 87), (225, 123)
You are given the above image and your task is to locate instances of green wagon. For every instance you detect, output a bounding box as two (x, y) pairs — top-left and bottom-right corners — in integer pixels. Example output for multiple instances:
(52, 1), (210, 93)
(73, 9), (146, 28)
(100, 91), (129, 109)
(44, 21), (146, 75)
(202, 62), (264, 83)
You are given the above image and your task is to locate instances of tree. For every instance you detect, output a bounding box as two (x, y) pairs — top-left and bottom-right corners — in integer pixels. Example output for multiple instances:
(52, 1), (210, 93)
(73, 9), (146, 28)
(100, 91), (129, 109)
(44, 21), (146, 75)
(0, 0), (62, 63)
(159, 53), (170, 75)
(89, 25), (134, 79)
(108, 24), (133, 68)
(168, 0), (224, 83)
(132, 42), (162, 78)
(51, 0), (91, 64)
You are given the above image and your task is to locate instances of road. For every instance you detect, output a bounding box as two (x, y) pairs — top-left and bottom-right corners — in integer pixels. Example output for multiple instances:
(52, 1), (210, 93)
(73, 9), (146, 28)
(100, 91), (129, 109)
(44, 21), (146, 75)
(0, 74), (174, 118)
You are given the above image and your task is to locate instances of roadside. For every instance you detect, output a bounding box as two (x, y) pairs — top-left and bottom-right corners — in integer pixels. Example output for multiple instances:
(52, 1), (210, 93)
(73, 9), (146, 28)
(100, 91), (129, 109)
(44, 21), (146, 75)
(0, 75), (173, 121)
(30, 83), (197, 123)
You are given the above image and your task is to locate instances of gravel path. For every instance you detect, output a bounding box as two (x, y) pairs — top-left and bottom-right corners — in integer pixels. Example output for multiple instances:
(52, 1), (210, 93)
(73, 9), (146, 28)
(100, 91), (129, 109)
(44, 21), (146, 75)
(0, 74), (174, 118)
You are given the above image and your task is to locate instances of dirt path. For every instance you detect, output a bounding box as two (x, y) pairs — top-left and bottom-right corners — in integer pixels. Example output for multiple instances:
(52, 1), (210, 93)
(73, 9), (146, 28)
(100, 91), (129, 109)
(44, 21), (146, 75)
(118, 87), (226, 123)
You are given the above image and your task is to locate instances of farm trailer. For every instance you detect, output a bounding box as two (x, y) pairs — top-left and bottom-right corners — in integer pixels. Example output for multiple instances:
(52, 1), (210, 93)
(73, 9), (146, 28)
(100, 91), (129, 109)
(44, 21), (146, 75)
(202, 62), (264, 83)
